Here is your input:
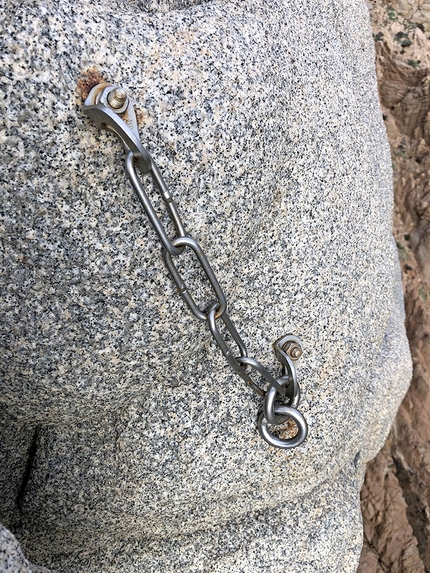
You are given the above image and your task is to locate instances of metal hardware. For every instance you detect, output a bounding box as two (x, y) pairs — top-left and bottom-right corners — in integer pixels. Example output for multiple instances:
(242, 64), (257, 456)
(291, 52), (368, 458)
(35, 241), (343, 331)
(83, 83), (308, 449)
(263, 375), (300, 425)
(274, 334), (303, 363)
(258, 405), (308, 449)
(107, 87), (128, 110)
(84, 83), (152, 174)
(126, 153), (185, 256)
(163, 236), (227, 321)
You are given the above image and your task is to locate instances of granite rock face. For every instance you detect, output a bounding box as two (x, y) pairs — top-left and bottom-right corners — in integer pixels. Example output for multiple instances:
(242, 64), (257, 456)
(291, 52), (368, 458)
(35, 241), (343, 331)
(0, 524), (51, 573)
(0, 0), (412, 571)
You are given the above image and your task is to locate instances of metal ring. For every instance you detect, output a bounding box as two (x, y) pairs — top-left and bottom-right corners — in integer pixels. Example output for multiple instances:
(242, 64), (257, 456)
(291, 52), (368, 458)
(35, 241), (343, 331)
(264, 375), (301, 425)
(258, 405), (308, 449)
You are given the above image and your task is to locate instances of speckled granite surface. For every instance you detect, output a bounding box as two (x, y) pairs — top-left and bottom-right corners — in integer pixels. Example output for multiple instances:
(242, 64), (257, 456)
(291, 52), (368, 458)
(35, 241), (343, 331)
(0, 524), (51, 573)
(0, 0), (412, 571)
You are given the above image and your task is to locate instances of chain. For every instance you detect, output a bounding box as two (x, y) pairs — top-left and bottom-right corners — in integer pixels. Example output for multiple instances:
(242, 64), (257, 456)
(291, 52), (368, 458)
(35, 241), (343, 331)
(83, 83), (308, 449)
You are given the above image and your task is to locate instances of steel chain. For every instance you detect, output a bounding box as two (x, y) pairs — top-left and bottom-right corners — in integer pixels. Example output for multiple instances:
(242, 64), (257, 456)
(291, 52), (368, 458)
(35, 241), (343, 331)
(83, 83), (308, 449)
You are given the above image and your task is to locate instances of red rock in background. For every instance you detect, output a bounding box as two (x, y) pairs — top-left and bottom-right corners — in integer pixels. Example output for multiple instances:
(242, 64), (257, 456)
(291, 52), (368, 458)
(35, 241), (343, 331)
(359, 3), (430, 572)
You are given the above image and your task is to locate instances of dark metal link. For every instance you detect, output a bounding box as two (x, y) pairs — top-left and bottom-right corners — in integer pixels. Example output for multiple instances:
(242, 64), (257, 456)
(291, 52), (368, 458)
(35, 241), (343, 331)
(278, 353), (298, 400)
(125, 152), (185, 256)
(163, 236), (227, 321)
(207, 303), (257, 387)
(264, 375), (300, 425)
(236, 356), (288, 397)
(208, 304), (247, 367)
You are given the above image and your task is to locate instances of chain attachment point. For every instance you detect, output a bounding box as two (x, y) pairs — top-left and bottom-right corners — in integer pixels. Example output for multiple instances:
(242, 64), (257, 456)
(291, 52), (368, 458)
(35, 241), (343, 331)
(83, 83), (308, 450)
(264, 375), (300, 425)
(83, 83), (152, 174)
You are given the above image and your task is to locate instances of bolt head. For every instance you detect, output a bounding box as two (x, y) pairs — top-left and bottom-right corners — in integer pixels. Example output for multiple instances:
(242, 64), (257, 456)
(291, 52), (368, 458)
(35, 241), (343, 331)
(282, 341), (302, 359)
(107, 87), (127, 109)
(291, 347), (302, 359)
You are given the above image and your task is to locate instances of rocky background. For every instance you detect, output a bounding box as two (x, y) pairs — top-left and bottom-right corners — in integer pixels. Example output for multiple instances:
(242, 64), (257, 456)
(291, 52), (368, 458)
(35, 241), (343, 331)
(2, 0), (412, 571)
(0, 0), (420, 573)
(359, 2), (430, 572)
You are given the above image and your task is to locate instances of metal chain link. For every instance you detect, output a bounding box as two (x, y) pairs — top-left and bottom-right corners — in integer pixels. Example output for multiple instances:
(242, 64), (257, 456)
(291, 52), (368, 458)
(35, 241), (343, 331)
(83, 83), (308, 449)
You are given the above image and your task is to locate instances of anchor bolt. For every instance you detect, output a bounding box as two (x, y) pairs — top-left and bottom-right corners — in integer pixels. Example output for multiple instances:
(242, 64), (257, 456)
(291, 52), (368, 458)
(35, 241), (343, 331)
(107, 87), (127, 109)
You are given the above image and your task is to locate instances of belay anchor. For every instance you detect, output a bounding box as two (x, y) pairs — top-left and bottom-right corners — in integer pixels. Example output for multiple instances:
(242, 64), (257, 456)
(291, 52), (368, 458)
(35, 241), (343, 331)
(83, 83), (308, 449)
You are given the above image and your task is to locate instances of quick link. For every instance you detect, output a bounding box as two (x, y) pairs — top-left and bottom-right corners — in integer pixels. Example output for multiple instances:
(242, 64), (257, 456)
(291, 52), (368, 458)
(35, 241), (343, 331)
(83, 83), (308, 449)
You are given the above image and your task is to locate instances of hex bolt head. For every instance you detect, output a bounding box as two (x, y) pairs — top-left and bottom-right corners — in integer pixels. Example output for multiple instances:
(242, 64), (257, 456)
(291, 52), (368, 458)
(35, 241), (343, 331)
(291, 346), (302, 359)
(107, 87), (127, 109)
(282, 341), (303, 360)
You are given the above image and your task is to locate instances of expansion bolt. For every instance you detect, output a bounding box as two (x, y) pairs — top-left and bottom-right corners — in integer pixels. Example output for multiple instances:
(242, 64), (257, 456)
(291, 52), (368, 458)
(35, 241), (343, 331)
(282, 341), (302, 360)
(107, 87), (127, 109)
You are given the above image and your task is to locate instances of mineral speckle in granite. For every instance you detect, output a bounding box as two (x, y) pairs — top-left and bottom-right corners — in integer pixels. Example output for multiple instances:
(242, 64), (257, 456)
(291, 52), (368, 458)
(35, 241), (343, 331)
(0, 524), (52, 573)
(0, 0), (412, 571)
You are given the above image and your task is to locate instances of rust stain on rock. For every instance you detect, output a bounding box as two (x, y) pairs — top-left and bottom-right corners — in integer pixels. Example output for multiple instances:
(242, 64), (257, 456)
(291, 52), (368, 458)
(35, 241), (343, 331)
(76, 68), (109, 102)
(76, 70), (147, 128)
(135, 107), (145, 128)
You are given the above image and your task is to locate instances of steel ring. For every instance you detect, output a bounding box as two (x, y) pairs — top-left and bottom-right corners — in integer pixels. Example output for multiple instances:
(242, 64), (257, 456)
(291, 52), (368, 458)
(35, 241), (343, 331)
(264, 376), (301, 425)
(258, 405), (308, 449)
